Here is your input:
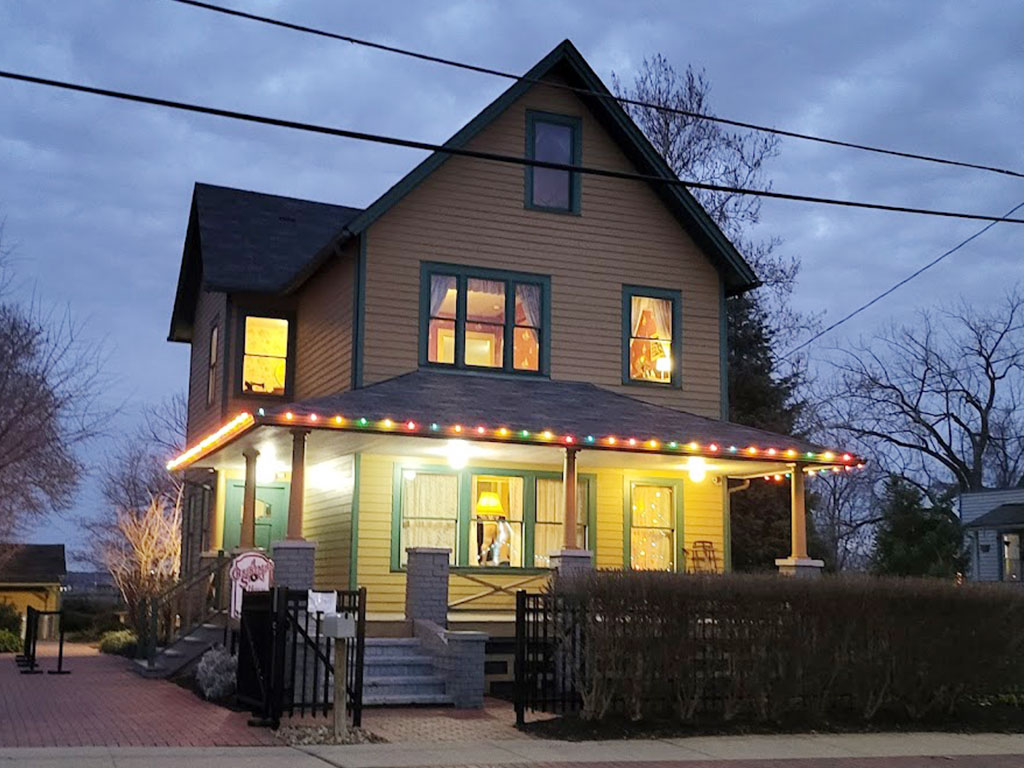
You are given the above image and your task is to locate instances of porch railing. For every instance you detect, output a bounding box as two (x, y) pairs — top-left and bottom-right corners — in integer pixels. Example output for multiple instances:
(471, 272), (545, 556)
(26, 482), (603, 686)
(448, 570), (550, 612)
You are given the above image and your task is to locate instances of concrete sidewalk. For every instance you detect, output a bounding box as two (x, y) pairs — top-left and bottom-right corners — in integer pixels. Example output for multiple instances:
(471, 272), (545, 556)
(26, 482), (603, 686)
(2, 732), (1024, 767)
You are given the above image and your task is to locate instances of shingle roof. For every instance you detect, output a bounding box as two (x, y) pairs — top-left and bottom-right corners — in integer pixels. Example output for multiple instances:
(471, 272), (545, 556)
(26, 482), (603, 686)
(262, 370), (834, 457)
(193, 183), (362, 294)
(964, 504), (1024, 530)
(0, 544), (67, 584)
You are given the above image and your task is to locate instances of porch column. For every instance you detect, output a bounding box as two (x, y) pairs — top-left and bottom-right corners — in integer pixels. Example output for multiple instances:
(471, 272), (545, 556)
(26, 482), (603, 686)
(775, 464), (824, 577)
(562, 447), (578, 549)
(286, 428), (309, 540)
(240, 448), (259, 550)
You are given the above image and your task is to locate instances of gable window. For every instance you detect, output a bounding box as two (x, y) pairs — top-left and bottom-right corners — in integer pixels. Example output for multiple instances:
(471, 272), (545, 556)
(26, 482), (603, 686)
(622, 286), (682, 386)
(206, 324), (219, 406)
(422, 263), (550, 375)
(525, 111), (581, 213)
(241, 315), (290, 396)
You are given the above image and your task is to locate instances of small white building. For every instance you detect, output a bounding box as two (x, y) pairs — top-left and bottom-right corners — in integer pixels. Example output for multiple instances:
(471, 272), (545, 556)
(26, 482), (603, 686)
(959, 488), (1024, 582)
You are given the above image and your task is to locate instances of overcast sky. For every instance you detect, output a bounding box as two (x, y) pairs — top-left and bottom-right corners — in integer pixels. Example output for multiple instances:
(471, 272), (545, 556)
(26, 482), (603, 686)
(1, 0), (1022, 563)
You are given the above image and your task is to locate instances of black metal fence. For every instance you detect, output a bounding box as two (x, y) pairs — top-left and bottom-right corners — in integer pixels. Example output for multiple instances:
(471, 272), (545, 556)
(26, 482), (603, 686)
(237, 586), (366, 729)
(514, 591), (584, 724)
(15, 607), (70, 675)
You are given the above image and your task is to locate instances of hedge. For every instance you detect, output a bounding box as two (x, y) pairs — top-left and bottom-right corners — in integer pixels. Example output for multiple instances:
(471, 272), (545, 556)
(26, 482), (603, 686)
(98, 629), (138, 658)
(553, 571), (1024, 724)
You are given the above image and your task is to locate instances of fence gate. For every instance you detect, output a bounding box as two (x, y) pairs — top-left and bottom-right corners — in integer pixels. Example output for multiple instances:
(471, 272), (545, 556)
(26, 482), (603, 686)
(514, 590), (584, 725)
(237, 586), (366, 729)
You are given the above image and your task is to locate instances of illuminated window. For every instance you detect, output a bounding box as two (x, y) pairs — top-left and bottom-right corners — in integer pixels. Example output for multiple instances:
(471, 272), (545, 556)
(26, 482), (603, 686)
(241, 316), (289, 395)
(534, 478), (588, 567)
(629, 484), (676, 571)
(623, 286), (680, 386)
(525, 111), (581, 213)
(399, 472), (458, 566)
(421, 264), (548, 375)
(471, 475), (523, 567)
(206, 324), (219, 406)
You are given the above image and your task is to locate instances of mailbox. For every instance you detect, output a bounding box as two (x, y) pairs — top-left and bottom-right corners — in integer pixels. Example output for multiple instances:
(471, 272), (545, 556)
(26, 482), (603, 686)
(323, 611), (356, 639)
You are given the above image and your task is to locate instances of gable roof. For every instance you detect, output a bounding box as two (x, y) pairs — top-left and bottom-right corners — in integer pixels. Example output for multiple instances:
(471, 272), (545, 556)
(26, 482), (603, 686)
(964, 503), (1024, 530)
(0, 544), (67, 584)
(286, 39), (759, 295)
(168, 183), (362, 341)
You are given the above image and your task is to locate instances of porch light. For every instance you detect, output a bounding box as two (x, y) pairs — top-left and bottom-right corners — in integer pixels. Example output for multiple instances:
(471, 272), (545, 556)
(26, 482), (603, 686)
(687, 456), (707, 483)
(447, 439), (470, 470)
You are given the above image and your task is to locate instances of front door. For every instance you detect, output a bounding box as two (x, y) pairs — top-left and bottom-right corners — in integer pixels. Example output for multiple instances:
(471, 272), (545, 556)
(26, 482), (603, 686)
(1003, 532), (1021, 581)
(222, 482), (289, 551)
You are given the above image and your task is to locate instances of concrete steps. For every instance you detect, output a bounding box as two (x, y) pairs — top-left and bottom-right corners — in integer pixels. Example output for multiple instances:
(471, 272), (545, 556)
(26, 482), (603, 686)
(362, 638), (452, 706)
(133, 620), (226, 679)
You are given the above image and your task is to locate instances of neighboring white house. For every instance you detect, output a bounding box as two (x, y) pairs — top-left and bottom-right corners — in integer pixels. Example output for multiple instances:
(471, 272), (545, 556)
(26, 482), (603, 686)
(960, 488), (1024, 582)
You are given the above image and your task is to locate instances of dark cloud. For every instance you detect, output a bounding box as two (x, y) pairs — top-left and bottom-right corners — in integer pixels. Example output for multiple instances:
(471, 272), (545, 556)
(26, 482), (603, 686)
(1, 0), (1021, 556)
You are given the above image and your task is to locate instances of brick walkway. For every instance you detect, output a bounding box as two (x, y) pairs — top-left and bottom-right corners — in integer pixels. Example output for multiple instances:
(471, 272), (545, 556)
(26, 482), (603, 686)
(360, 697), (536, 741)
(0, 643), (278, 747)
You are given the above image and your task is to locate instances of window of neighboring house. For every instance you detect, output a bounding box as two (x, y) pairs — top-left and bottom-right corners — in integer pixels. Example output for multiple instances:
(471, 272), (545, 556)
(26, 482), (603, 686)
(628, 482), (678, 571)
(525, 111), (581, 213)
(241, 315), (290, 395)
(422, 264), (549, 374)
(398, 471), (459, 566)
(206, 324), (219, 406)
(623, 286), (681, 386)
(534, 477), (589, 567)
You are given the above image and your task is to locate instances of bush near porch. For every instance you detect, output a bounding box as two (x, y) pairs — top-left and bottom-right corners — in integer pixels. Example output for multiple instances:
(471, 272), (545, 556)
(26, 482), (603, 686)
(553, 571), (1024, 726)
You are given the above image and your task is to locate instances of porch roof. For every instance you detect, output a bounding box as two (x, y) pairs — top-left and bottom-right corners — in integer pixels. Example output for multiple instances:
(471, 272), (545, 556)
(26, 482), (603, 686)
(169, 371), (862, 472)
(964, 504), (1024, 530)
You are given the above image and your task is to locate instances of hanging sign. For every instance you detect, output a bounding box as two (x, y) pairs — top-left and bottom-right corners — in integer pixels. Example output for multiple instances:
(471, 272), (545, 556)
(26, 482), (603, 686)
(229, 551), (274, 619)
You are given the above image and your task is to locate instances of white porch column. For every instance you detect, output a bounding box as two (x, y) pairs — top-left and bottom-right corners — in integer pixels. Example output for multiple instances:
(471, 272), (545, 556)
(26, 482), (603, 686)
(286, 428), (309, 540)
(240, 448), (259, 550)
(776, 464), (824, 577)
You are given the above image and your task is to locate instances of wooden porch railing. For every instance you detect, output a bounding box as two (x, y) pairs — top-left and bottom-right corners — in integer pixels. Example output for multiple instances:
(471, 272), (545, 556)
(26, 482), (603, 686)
(448, 570), (551, 611)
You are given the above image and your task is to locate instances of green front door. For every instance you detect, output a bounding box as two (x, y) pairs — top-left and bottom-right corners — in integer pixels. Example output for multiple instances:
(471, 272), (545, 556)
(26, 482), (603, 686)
(222, 481), (290, 551)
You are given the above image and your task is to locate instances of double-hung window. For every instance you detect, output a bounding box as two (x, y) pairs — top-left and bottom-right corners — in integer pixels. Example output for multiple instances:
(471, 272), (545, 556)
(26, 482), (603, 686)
(239, 314), (292, 396)
(206, 324), (219, 406)
(622, 286), (682, 386)
(422, 264), (549, 374)
(627, 481), (681, 572)
(525, 111), (581, 213)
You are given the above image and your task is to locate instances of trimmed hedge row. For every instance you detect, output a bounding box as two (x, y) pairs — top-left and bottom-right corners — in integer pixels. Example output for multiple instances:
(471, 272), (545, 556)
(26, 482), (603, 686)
(553, 571), (1024, 724)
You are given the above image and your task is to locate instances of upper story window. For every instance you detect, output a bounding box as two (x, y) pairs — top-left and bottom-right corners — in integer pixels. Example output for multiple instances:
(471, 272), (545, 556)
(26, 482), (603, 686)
(421, 263), (550, 375)
(622, 285), (681, 387)
(206, 324), (219, 406)
(525, 111), (581, 214)
(240, 314), (291, 396)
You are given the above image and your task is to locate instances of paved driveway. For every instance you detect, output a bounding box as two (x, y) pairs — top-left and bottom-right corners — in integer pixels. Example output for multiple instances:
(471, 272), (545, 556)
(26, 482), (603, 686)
(0, 642), (277, 747)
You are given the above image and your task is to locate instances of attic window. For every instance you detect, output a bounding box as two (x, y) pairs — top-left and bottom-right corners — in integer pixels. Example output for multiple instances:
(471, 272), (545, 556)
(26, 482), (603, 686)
(241, 315), (290, 396)
(525, 111), (581, 214)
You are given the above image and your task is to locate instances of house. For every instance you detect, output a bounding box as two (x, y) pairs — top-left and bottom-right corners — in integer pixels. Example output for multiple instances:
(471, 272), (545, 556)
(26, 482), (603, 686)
(167, 40), (859, 624)
(960, 488), (1024, 582)
(64, 570), (121, 605)
(0, 544), (67, 639)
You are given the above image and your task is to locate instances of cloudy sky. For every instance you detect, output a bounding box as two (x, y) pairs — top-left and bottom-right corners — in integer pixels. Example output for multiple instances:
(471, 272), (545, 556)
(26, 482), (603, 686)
(1, 0), (1021, 562)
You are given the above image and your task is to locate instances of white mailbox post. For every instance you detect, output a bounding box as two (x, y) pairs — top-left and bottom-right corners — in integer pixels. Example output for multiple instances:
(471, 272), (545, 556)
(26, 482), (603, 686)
(323, 609), (355, 739)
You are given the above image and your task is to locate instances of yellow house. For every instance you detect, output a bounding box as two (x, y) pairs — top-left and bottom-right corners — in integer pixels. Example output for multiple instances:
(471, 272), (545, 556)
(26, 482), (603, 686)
(167, 41), (861, 623)
(0, 544), (66, 639)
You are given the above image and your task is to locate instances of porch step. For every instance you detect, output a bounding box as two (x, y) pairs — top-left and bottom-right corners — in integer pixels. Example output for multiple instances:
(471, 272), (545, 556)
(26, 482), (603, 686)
(363, 638), (421, 657)
(363, 691), (454, 706)
(132, 621), (226, 679)
(360, 637), (453, 706)
(364, 654), (437, 678)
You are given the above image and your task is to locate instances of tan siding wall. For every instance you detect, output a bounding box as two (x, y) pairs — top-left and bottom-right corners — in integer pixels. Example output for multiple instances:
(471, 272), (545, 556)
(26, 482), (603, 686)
(303, 454), (355, 589)
(295, 242), (357, 399)
(186, 290), (227, 443)
(362, 77), (723, 417)
(353, 454), (725, 616)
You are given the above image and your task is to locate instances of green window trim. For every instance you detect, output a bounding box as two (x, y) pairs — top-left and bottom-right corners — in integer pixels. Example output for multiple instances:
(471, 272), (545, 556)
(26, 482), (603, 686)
(524, 110), (582, 215)
(622, 476), (685, 572)
(621, 284), (683, 388)
(390, 463), (596, 572)
(418, 261), (552, 376)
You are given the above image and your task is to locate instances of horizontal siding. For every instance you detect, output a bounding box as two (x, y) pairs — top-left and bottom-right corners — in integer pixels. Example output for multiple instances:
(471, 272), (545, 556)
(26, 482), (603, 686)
(959, 489), (1024, 582)
(363, 75), (723, 418)
(185, 290), (226, 443)
(303, 455), (355, 589)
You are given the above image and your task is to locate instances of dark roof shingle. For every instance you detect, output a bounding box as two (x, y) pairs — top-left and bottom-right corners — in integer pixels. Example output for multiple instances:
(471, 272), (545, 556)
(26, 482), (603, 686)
(0, 544), (67, 584)
(965, 504), (1024, 529)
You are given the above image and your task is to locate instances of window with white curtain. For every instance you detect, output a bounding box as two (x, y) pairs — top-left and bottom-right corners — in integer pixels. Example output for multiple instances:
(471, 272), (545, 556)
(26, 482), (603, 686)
(399, 472), (459, 565)
(534, 478), (589, 567)
(623, 286), (680, 386)
(630, 484), (675, 571)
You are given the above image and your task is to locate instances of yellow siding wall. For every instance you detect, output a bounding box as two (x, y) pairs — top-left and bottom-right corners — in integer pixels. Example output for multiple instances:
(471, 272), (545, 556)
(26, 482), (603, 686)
(362, 76), (724, 417)
(303, 455), (355, 589)
(353, 454), (726, 616)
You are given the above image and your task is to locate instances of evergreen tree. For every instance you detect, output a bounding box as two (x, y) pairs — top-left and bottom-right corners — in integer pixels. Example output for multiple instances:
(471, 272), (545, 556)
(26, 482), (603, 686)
(872, 477), (967, 578)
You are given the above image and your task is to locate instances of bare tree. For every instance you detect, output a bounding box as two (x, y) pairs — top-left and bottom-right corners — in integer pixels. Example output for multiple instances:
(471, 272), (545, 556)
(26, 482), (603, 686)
(821, 288), (1024, 494)
(812, 467), (883, 571)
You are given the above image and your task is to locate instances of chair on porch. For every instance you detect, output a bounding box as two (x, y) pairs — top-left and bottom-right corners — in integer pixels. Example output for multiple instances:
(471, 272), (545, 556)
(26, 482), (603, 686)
(690, 540), (718, 573)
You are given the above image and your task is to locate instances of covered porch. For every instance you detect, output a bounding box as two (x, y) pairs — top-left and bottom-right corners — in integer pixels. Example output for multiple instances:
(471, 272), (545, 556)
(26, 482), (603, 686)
(169, 371), (863, 618)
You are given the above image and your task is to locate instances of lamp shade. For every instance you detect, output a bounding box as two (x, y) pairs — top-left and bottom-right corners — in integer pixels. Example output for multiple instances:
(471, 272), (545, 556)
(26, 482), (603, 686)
(476, 491), (504, 514)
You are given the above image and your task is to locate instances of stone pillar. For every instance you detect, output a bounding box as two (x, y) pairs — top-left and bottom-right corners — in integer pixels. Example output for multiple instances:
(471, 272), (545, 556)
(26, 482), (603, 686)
(562, 447), (578, 549)
(271, 539), (317, 590)
(405, 547), (450, 628)
(550, 549), (593, 576)
(287, 428), (310, 540)
(240, 448), (259, 550)
(443, 631), (488, 708)
(776, 465), (824, 577)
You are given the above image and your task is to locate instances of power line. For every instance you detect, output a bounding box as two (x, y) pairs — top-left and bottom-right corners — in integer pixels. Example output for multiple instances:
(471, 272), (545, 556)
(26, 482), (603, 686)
(3, 68), (1024, 227)
(168, 0), (1024, 181)
(782, 199), (1024, 359)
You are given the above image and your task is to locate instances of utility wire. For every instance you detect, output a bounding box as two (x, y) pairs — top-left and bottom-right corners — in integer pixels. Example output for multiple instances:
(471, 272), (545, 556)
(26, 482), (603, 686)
(168, 0), (1024, 181)
(3, 69), (1024, 226)
(782, 199), (1024, 358)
